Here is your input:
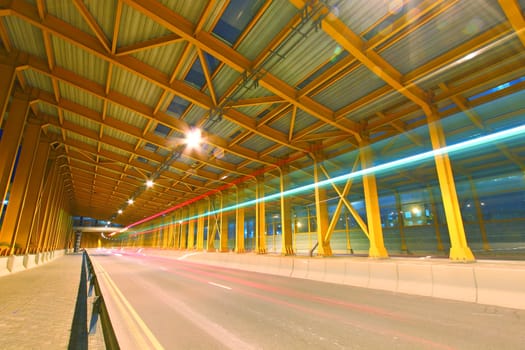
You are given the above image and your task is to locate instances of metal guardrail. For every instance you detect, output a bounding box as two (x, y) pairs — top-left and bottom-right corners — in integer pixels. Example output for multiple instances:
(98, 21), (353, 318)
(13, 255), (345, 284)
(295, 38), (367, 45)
(83, 251), (120, 349)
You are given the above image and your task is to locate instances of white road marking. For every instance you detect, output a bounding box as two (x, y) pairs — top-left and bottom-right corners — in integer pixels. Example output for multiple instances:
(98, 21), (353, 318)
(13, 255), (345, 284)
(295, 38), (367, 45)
(208, 282), (232, 290)
(177, 252), (201, 260)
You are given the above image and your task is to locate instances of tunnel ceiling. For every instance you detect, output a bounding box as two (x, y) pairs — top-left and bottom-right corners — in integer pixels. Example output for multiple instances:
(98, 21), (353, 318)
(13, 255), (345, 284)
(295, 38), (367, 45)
(1, 0), (524, 225)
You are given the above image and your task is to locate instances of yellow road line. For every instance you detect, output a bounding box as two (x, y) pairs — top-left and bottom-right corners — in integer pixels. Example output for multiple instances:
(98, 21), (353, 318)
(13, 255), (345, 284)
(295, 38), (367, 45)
(93, 260), (164, 350)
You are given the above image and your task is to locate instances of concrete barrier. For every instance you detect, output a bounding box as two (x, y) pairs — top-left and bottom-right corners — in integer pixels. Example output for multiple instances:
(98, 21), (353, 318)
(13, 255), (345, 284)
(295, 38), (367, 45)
(324, 258), (346, 284)
(23, 254), (38, 269)
(306, 258), (326, 282)
(291, 258), (309, 279)
(431, 263), (477, 303)
(7, 255), (26, 273)
(368, 261), (398, 292)
(0, 256), (9, 277)
(475, 265), (525, 310)
(132, 249), (525, 310)
(278, 257), (293, 277)
(343, 260), (370, 288)
(397, 262), (433, 297)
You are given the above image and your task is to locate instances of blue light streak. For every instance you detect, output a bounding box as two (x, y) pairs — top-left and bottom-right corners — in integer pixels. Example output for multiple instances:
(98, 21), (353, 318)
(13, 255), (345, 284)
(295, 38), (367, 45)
(122, 123), (525, 236)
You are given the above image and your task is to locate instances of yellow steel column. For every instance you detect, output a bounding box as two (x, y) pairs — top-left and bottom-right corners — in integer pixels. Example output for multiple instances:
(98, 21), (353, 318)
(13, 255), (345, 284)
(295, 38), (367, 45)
(0, 119), (42, 254)
(235, 185), (245, 253)
(187, 204), (195, 249)
(179, 208), (187, 249)
(19, 137), (50, 254)
(0, 62), (16, 127)
(34, 161), (57, 252)
(197, 201), (205, 250)
(220, 191), (230, 252)
(427, 111), (475, 261)
(313, 158), (332, 256)
(41, 164), (61, 252)
(255, 175), (267, 254)
(48, 182), (65, 251)
(360, 139), (389, 258)
(280, 165), (294, 255)
(0, 94), (30, 213)
(206, 196), (216, 252)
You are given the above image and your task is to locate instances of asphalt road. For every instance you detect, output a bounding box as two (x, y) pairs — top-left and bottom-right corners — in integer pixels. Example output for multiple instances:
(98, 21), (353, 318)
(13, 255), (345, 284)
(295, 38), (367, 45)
(89, 249), (525, 349)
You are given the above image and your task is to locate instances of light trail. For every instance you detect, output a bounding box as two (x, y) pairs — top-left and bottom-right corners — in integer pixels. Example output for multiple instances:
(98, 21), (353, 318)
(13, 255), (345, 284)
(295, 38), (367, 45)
(114, 123), (525, 237)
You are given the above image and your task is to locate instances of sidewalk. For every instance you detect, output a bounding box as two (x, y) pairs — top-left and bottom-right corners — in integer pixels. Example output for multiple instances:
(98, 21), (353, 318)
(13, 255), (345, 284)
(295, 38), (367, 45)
(0, 253), (105, 349)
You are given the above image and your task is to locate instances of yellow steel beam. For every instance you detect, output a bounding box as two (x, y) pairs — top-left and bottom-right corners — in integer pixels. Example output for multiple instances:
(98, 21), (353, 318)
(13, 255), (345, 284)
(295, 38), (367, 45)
(0, 61), (15, 126)
(121, 0), (362, 139)
(499, 0), (525, 47)
(7, 2), (310, 156)
(289, 0), (431, 116)
(0, 17), (12, 52)
(116, 33), (183, 56)
(0, 94), (30, 211)
(72, 0), (111, 52)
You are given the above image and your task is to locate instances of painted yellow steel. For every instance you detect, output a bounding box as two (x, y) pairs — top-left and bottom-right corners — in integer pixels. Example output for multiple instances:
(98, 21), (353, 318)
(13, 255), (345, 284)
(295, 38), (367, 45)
(0, 62), (16, 127)
(187, 204), (195, 249)
(279, 166), (294, 255)
(17, 137), (50, 254)
(206, 196), (217, 252)
(0, 94), (30, 212)
(197, 202), (206, 250)
(256, 175), (267, 254)
(179, 207), (187, 249)
(220, 191), (229, 252)
(427, 111), (475, 261)
(0, 120), (41, 254)
(235, 185), (245, 253)
(360, 141), (389, 258)
(499, 0), (525, 47)
(313, 159), (332, 256)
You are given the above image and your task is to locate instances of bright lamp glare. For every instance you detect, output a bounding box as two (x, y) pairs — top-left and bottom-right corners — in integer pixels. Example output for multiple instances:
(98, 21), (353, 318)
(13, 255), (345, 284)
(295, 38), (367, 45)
(128, 199), (134, 205)
(146, 180), (154, 188)
(118, 209), (123, 214)
(186, 128), (202, 149)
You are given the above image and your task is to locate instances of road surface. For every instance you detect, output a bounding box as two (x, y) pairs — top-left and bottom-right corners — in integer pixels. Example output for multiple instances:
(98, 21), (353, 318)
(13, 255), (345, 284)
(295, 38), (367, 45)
(89, 249), (525, 349)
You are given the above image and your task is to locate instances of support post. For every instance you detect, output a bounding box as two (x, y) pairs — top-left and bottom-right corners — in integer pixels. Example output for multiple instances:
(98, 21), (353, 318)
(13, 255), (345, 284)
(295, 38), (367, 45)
(196, 201), (205, 250)
(279, 165), (294, 255)
(187, 205), (195, 249)
(0, 119), (42, 253)
(255, 175), (267, 254)
(360, 139), (388, 258)
(0, 94), (30, 213)
(427, 111), (475, 261)
(20, 137), (50, 254)
(0, 62), (16, 127)
(313, 158), (332, 256)
(220, 191), (229, 252)
(235, 185), (245, 253)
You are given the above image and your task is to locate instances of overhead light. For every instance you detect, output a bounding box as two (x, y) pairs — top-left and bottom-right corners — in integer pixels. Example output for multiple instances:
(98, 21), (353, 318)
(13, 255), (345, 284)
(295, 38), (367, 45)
(107, 221), (111, 225)
(146, 179), (154, 188)
(185, 128), (202, 149)
(128, 199), (134, 205)
(118, 209), (123, 214)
